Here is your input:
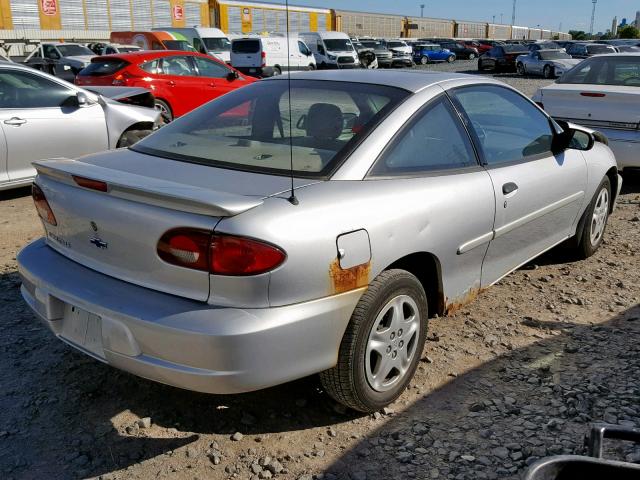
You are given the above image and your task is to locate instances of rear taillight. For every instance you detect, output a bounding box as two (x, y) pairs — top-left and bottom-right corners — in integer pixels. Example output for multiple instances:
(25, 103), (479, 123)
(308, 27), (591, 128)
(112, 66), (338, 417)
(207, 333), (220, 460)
(157, 229), (285, 275)
(112, 72), (131, 86)
(32, 184), (57, 226)
(261, 51), (266, 67)
(72, 175), (109, 192)
(581, 92), (606, 98)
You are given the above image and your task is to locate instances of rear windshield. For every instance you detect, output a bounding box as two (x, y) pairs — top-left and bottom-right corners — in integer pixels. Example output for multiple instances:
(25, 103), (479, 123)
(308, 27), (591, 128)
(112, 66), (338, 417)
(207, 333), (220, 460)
(558, 56), (640, 86)
(588, 45), (616, 54)
(503, 45), (528, 53)
(387, 41), (406, 48)
(204, 37), (231, 52)
(162, 40), (196, 51)
(132, 80), (409, 178)
(56, 44), (94, 56)
(80, 59), (128, 76)
(539, 51), (571, 60)
(118, 47), (140, 53)
(232, 40), (260, 54)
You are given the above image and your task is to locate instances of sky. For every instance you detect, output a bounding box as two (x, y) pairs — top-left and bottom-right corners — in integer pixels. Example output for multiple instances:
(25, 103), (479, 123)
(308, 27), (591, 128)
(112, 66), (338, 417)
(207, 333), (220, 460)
(287, 0), (640, 33)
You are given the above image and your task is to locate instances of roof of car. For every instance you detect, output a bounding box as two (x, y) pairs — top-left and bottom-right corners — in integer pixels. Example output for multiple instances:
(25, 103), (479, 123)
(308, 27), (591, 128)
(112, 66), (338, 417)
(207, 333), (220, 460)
(267, 70), (480, 93)
(92, 50), (214, 61)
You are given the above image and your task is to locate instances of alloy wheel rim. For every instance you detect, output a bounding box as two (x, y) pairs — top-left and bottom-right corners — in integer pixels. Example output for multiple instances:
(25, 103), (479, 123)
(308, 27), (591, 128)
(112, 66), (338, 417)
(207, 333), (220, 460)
(590, 188), (609, 246)
(365, 295), (420, 392)
(155, 102), (171, 123)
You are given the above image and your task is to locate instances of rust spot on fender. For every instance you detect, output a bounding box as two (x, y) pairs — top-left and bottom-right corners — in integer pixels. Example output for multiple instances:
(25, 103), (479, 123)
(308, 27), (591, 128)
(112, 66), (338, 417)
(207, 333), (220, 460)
(444, 285), (485, 316)
(329, 258), (371, 294)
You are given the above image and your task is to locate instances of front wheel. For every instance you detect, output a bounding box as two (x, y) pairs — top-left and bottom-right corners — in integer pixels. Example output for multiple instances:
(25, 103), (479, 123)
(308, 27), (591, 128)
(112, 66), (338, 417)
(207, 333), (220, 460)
(570, 177), (611, 259)
(468, 53), (476, 60)
(420, 55), (429, 65)
(154, 99), (173, 124)
(517, 63), (525, 75)
(447, 55), (455, 63)
(543, 65), (554, 79)
(320, 269), (428, 412)
(307, 63), (316, 70)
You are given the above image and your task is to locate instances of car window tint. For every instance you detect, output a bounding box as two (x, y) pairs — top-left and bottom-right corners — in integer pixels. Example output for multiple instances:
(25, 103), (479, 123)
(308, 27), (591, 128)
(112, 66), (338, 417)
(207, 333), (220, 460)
(43, 45), (59, 59)
(370, 97), (477, 176)
(452, 85), (554, 165)
(0, 70), (75, 108)
(193, 56), (230, 78)
(298, 41), (309, 55)
(140, 59), (161, 74)
(161, 56), (196, 76)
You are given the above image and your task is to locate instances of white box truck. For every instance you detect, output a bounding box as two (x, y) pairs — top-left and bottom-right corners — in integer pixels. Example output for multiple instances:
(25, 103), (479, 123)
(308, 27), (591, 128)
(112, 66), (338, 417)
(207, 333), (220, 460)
(230, 36), (316, 77)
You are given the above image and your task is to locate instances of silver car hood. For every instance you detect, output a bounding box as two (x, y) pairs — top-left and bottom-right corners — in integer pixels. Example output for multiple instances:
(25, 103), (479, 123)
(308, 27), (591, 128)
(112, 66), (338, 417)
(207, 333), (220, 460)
(552, 59), (580, 68)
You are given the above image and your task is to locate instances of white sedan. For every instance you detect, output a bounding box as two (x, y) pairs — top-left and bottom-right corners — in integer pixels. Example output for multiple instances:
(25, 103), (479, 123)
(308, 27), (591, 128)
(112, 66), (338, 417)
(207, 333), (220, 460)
(533, 53), (640, 171)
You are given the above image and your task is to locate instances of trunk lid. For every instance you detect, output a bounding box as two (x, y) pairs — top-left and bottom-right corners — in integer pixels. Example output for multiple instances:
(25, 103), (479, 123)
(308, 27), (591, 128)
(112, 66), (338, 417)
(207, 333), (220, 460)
(540, 84), (640, 128)
(34, 150), (316, 301)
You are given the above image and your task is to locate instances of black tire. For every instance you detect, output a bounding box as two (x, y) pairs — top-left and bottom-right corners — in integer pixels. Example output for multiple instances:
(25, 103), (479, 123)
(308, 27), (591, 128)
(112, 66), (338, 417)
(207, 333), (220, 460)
(477, 60), (484, 71)
(116, 129), (153, 148)
(308, 63), (316, 70)
(517, 63), (525, 75)
(570, 177), (611, 259)
(420, 55), (429, 65)
(447, 55), (455, 63)
(543, 65), (554, 79)
(468, 53), (476, 60)
(154, 99), (173, 124)
(320, 269), (429, 413)
(272, 66), (282, 76)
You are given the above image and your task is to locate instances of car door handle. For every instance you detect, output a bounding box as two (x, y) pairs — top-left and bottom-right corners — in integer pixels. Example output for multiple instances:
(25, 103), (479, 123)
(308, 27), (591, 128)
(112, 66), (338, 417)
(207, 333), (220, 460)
(502, 182), (518, 195)
(4, 117), (27, 126)
(167, 81), (176, 87)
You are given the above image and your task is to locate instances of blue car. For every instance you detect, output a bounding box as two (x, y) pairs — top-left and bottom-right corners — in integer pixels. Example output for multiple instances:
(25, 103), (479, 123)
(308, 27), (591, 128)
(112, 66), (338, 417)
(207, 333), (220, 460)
(413, 44), (456, 64)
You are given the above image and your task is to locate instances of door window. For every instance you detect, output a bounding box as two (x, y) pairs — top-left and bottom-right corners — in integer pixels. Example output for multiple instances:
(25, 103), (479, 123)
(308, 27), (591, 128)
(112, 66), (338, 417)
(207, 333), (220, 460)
(160, 56), (196, 76)
(0, 70), (75, 108)
(369, 97), (478, 176)
(43, 45), (60, 59)
(298, 41), (310, 56)
(451, 85), (554, 166)
(193, 56), (231, 78)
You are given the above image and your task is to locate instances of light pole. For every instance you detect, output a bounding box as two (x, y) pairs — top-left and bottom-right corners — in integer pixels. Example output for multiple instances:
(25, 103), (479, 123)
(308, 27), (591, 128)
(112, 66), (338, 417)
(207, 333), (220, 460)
(420, 4), (425, 18)
(512, 0), (516, 25)
(493, 15), (496, 23)
(589, 0), (597, 36)
(500, 13), (504, 24)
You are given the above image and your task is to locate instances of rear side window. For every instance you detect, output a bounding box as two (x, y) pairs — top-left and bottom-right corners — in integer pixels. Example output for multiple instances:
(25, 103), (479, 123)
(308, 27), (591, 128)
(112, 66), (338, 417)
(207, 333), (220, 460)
(560, 56), (640, 86)
(451, 85), (554, 166)
(80, 59), (128, 76)
(370, 97), (477, 176)
(232, 40), (260, 54)
(140, 59), (161, 74)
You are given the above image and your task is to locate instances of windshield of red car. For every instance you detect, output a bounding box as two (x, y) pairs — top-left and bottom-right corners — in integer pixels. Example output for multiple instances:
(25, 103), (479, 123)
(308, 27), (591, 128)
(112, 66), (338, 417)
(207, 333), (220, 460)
(132, 80), (409, 178)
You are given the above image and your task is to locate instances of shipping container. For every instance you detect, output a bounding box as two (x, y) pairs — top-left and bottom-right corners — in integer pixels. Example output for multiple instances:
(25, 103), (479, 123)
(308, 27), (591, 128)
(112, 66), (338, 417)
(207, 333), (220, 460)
(528, 28), (542, 40)
(541, 29), (552, 40)
(511, 25), (529, 40)
(487, 23), (511, 40)
(214, 0), (330, 34)
(333, 9), (403, 38)
(403, 17), (454, 38)
(454, 21), (487, 39)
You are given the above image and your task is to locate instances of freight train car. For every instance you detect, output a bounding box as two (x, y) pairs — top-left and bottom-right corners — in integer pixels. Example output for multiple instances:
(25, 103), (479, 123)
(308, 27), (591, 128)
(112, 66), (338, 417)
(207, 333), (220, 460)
(511, 25), (529, 40)
(454, 20), (487, 39)
(541, 29), (552, 39)
(403, 17), (455, 38)
(332, 9), (403, 38)
(487, 23), (512, 40)
(528, 28), (542, 40)
(212, 0), (331, 34)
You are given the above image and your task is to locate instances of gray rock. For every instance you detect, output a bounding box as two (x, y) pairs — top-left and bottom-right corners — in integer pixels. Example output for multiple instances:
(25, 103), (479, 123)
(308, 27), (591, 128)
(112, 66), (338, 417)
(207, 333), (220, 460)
(137, 417), (152, 429)
(231, 432), (244, 441)
(492, 447), (510, 460)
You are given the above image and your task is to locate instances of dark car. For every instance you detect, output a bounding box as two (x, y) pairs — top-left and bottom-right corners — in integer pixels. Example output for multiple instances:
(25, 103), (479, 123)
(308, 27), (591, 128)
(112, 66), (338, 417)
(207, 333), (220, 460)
(470, 39), (505, 54)
(360, 40), (393, 68)
(528, 42), (562, 52)
(566, 43), (617, 59)
(478, 44), (529, 72)
(438, 41), (479, 60)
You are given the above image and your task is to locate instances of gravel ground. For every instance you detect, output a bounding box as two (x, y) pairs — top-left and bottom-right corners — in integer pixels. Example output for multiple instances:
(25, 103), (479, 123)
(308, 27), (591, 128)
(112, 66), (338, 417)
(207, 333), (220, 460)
(1, 62), (639, 480)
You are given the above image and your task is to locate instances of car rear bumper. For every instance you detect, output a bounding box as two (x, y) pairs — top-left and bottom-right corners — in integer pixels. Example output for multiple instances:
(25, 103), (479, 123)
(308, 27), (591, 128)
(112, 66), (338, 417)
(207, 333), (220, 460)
(17, 239), (363, 394)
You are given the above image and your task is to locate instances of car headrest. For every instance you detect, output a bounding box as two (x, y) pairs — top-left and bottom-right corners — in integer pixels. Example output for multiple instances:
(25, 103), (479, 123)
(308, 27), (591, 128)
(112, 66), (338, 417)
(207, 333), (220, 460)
(306, 103), (343, 140)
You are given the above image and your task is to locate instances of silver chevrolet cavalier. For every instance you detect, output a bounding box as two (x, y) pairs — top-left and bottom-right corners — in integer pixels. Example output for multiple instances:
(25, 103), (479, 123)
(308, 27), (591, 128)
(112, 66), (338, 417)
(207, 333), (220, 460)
(18, 70), (621, 412)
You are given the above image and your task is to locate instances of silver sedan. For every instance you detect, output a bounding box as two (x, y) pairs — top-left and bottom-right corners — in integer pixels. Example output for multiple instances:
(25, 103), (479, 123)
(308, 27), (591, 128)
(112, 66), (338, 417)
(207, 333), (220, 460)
(0, 62), (159, 190)
(517, 49), (581, 78)
(18, 70), (620, 412)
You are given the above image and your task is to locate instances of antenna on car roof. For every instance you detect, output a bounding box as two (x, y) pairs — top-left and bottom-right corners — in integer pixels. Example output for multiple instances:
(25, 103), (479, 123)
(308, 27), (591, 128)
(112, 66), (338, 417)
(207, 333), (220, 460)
(284, 0), (298, 205)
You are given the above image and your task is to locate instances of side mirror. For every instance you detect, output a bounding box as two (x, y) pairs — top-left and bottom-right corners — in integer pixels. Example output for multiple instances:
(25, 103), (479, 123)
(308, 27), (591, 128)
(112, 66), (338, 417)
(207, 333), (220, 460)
(226, 70), (239, 81)
(552, 120), (595, 153)
(77, 91), (90, 106)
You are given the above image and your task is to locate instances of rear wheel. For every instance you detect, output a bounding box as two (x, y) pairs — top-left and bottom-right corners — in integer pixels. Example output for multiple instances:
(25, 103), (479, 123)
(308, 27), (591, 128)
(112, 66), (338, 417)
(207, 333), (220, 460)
(420, 55), (429, 65)
(272, 66), (282, 76)
(517, 63), (526, 75)
(320, 269), (428, 412)
(308, 63), (316, 70)
(447, 55), (455, 63)
(468, 53), (477, 60)
(154, 99), (173, 124)
(570, 177), (611, 259)
(543, 65), (554, 79)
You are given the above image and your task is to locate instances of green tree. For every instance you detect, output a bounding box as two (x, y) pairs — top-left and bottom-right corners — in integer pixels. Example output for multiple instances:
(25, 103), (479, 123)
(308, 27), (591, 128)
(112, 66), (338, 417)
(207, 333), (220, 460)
(568, 30), (587, 40)
(619, 25), (640, 39)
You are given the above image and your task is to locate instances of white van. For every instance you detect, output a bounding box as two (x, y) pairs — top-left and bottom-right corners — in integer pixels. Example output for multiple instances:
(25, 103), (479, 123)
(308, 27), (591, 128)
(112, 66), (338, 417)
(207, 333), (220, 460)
(230, 36), (316, 77)
(299, 31), (360, 69)
(153, 27), (232, 63)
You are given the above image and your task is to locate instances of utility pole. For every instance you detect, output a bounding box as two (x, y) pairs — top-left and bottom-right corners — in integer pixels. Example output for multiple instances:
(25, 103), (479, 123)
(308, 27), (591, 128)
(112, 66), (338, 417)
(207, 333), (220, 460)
(511, 0), (516, 25)
(559, 22), (562, 32)
(420, 4), (425, 18)
(590, 0), (597, 35)
(492, 15), (496, 24)
(500, 13), (504, 24)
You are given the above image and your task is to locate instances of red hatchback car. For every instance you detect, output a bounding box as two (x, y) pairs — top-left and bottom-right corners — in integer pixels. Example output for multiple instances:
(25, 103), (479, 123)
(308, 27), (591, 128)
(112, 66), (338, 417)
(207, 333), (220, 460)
(76, 50), (254, 122)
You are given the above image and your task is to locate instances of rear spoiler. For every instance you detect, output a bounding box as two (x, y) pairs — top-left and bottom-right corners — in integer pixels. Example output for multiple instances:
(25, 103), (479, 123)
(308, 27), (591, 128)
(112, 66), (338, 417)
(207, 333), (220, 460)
(33, 159), (263, 217)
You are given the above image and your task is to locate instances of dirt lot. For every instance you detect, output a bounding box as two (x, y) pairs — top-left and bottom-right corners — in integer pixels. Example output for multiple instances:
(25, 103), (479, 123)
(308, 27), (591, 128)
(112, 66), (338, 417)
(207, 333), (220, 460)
(1, 63), (639, 480)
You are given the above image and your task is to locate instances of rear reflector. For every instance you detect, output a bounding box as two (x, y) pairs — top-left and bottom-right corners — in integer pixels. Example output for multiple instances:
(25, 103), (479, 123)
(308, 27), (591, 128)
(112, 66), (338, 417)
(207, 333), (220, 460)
(32, 183), (57, 226)
(72, 175), (109, 192)
(157, 229), (286, 275)
(580, 92), (606, 97)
